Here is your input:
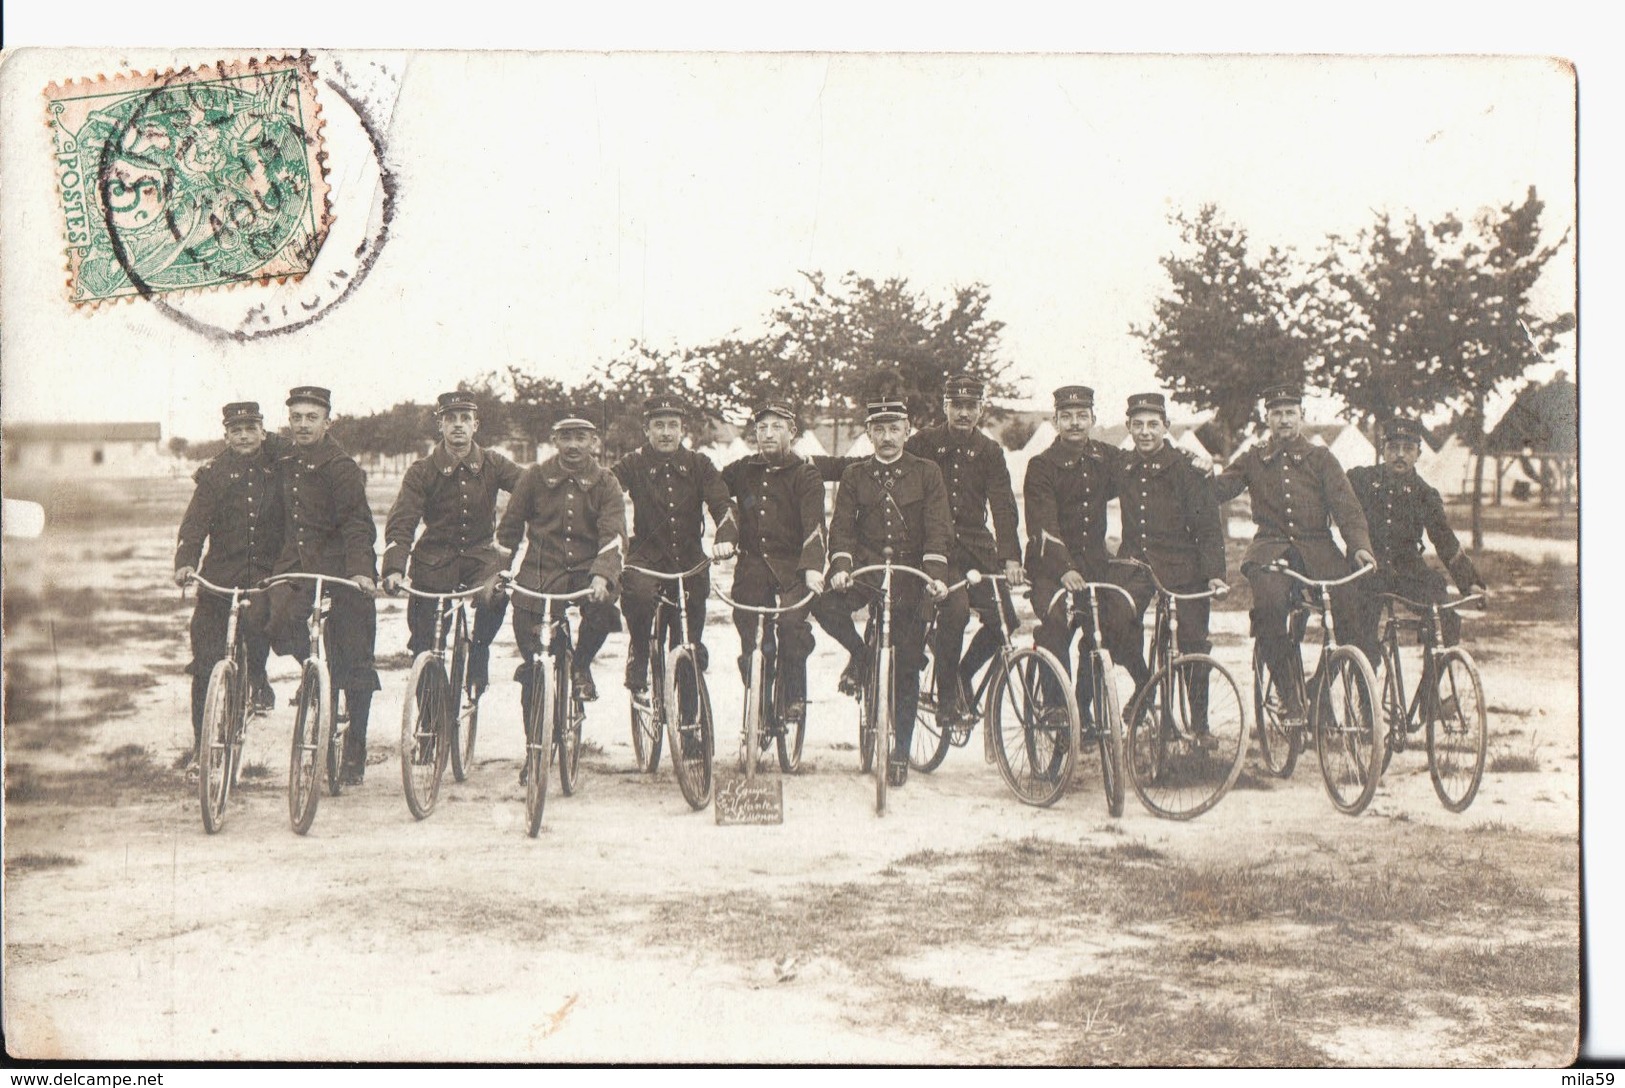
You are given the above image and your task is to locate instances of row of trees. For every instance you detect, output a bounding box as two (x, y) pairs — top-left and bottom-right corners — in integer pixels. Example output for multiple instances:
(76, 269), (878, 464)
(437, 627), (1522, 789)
(1133, 186), (1572, 546)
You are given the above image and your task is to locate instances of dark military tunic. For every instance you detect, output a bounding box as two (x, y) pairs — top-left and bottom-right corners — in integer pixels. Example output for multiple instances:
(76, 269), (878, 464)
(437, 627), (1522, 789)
(720, 453), (827, 702)
(267, 434), (380, 695)
(905, 425), (1020, 571)
(613, 445), (740, 673)
(1115, 442), (1225, 589)
(1212, 435), (1371, 577)
(1021, 436), (1118, 583)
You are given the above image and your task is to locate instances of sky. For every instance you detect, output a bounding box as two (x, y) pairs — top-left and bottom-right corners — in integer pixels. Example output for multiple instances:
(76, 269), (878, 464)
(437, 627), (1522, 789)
(0, 48), (1575, 441)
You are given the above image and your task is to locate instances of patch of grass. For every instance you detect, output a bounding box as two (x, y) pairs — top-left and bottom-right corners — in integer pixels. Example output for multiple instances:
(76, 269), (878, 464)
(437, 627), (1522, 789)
(239, 761), (273, 780)
(1469, 819), (1515, 835)
(1097, 840), (1165, 862)
(4, 765), (45, 803)
(6, 852), (82, 874)
(1488, 738), (1544, 774)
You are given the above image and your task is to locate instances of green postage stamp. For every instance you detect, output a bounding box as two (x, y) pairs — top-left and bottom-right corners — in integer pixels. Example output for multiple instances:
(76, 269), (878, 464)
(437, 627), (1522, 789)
(43, 56), (332, 305)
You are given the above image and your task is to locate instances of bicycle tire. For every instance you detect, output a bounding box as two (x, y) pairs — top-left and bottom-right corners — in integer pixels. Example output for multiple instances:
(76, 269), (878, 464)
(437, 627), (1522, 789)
(1091, 652), (1126, 818)
(988, 647), (1076, 807)
(771, 661), (804, 773)
(668, 648), (714, 810)
(1428, 648), (1487, 813)
(400, 654), (451, 820)
(1373, 639), (1408, 779)
(556, 649), (583, 796)
(631, 636), (665, 774)
(1125, 655), (1246, 821)
(325, 687), (345, 799)
(199, 659), (239, 834)
(448, 616), (474, 782)
(524, 667), (551, 837)
(1252, 643), (1301, 778)
(1315, 645), (1383, 815)
(875, 644), (893, 816)
(858, 636), (878, 774)
(288, 662), (328, 835)
(909, 643), (951, 773)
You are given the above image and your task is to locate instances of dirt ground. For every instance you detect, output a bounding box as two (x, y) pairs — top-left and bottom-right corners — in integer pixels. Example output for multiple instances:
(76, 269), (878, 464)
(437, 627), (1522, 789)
(0, 482), (1581, 1065)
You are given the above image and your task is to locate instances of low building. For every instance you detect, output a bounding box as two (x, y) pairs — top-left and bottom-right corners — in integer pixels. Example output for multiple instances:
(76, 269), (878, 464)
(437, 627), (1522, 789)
(3, 421), (166, 479)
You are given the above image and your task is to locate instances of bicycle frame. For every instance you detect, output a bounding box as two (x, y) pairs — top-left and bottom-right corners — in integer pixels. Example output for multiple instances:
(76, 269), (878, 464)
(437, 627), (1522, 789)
(186, 574), (269, 832)
(714, 584), (816, 785)
(1268, 561), (1374, 717)
(1377, 591), (1485, 743)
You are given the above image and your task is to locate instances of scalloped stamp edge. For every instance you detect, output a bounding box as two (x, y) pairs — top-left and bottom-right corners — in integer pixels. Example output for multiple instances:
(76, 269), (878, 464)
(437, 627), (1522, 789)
(43, 54), (333, 309)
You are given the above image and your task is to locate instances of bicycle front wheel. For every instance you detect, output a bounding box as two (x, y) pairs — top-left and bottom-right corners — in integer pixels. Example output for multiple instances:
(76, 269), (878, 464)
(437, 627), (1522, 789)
(400, 654), (451, 820)
(524, 667), (551, 837)
(988, 647), (1076, 807)
(288, 662), (329, 835)
(1125, 655), (1246, 821)
(773, 664), (805, 773)
(874, 645), (894, 816)
(1428, 648), (1487, 812)
(668, 648), (714, 810)
(1253, 643), (1301, 778)
(556, 652), (584, 796)
(909, 643), (950, 774)
(448, 622), (474, 783)
(199, 659), (239, 834)
(1315, 646), (1382, 815)
(631, 638), (664, 774)
(1090, 653), (1126, 818)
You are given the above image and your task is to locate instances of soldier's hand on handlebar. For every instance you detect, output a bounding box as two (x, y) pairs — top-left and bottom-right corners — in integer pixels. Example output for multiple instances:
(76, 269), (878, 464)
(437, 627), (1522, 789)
(804, 570), (826, 595)
(927, 578), (949, 603)
(353, 575), (378, 597)
(382, 572), (405, 596)
(174, 566), (196, 588)
(1061, 569), (1086, 593)
(1208, 578), (1229, 598)
(830, 570), (852, 592)
(1003, 560), (1026, 587)
(1353, 549), (1377, 570)
(588, 575), (611, 603)
(711, 541), (737, 562)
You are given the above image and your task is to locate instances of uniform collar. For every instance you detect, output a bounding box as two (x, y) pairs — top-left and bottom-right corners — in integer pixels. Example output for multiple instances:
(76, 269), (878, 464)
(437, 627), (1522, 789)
(287, 433), (345, 468)
(748, 451), (803, 472)
(1045, 437), (1107, 463)
(1127, 441), (1176, 470)
(1259, 434), (1311, 464)
(641, 444), (690, 474)
(431, 441), (485, 475)
(539, 453), (606, 489)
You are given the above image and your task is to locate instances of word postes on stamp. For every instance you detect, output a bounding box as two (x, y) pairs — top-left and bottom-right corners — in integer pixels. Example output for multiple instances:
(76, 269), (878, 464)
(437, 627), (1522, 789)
(44, 56), (332, 306)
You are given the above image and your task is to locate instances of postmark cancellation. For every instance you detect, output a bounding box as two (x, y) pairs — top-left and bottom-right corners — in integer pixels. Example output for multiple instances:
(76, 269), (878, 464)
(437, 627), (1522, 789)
(43, 55), (332, 306)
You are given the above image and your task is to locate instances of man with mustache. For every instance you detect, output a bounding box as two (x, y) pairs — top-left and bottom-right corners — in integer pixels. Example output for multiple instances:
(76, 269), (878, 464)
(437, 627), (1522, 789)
(497, 413), (626, 771)
(815, 396), (953, 788)
(266, 385), (381, 786)
(720, 401), (828, 734)
(381, 391), (523, 696)
(1212, 384), (1375, 721)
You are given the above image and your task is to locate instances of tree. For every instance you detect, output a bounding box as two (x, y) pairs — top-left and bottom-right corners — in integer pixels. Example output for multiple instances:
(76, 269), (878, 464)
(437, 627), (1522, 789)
(1131, 205), (1311, 457)
(1310, 187), (1573, 547)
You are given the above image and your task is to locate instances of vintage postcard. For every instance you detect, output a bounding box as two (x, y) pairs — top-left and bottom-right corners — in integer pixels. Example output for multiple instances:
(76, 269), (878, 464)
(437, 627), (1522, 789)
(0, 49), (1580, 1065)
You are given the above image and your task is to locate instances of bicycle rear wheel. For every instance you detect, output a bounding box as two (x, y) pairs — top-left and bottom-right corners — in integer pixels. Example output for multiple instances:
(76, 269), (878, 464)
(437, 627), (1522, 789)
(325, 687), (346, 798)
(631, 637), (664, 773)
(524, 667), (551, 837)
(556, 651), (584, 796)
(1090, 652), (1126, 818)
(988, 647), (1076, 807)
(1126, 655), (1246, 820)
(668, 648), (714, 810)
(874, 645), (894, 816)
(1253, 643), (1301, 778)
(288, 662), (328, 835)
(448, 617), (475, 782)
(1315, 646), (1382, 815)
(400, 654), (451, 820)
(1428, 648), (1486, 812)
(909, 642), (950, 774)
(199, 659), (239, 834)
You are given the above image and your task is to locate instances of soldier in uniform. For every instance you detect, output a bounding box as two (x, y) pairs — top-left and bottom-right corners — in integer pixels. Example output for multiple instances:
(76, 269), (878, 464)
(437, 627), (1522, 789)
(381, 391), (523, 694)
(1344, 416), (1486, 667)
(815, 397), (953, 786)
(1212, 384), (1376, 718)
(612, 391), (739, 699)
(1111, 392), (1228, 723)
(266, 386), (381, 786)
(496, 413), (626, 760)
(172, 401), (286, 769)
(720, 402), (827, 732)
(1024, 385), (1139, 721)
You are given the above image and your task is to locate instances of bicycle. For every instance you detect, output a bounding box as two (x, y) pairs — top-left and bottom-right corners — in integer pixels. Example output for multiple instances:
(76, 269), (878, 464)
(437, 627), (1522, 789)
(909, 577), (1018, 774)
(501, 577), (594, 837)
(1041, 582), (1131, 817)
(1373, 590), (1488, 812)
(1252, 561), (1380, 815)
(625, 559), (716, 810)
(262, 572), (369, 836)
(396, 584), (485, 819)
(185, 573), (272, 834)
(1113, 557), (1247, 820)
(715, 584), (817, 782)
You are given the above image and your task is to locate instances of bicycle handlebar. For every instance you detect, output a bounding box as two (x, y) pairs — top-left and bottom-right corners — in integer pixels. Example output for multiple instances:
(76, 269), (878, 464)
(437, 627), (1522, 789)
(1109, 556), (1228, 601)
(398, 584), (485, 602)
(1045, 582), (1137, 615)
(1266, 561), (1375, 591)
(186, 573), (265, 599)
(623, 558), (711, 582)
(846, 562), (938, 585)
(497, 573), (596, 605)
(1380, 591), (1486, 614)
(714, 588), (816, 615)
(260, 572), (370, 593)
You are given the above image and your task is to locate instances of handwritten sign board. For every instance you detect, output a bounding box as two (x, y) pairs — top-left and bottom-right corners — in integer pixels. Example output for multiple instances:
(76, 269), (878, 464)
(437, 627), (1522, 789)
(714, 774), (784, 825)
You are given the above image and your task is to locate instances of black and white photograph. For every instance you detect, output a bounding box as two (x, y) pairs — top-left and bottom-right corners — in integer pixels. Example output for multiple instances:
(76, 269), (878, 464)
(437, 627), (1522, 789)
(0, 34), (1584, 1068)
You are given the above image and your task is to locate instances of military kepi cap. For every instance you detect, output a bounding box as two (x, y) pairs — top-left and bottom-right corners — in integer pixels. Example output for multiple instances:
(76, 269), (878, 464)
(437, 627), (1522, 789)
(1126, 392), (1167, 418)
(643, 392), (689, 419)
(1261, 383), (1302, 408)
(551, 413), (599, 435)
(435, 391), (479, 416)
(752, 400), (796, 425)
(222, 401), (263, 425)
(1053, 385), (1095, 411)
(865, 399), (909, 423)
(286, 385), (332, 410)
(943, 375), (986, 401)
(1379, 417), (1425, 444)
